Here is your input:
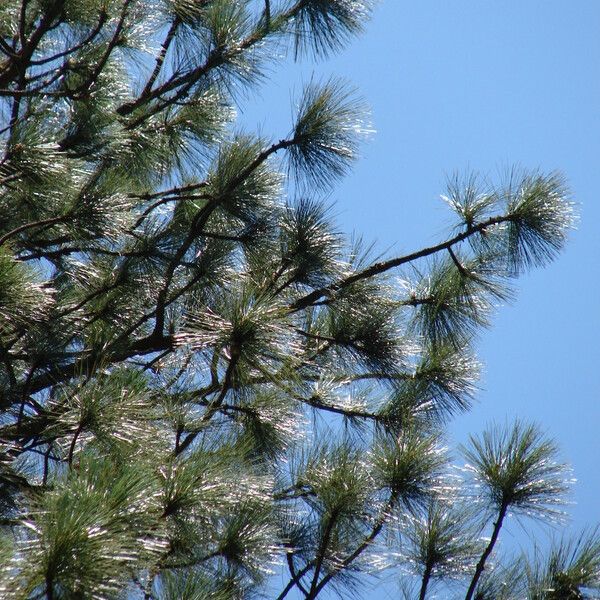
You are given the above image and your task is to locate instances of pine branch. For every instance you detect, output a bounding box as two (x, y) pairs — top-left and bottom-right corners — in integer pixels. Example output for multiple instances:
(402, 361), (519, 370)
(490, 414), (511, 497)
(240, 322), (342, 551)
(175, 354), (238, 455)
(307, 492), (398, 599)
(140, 16), (181, 99)
(0, 214), (67, 247)
(116, 0), (315, 120)
(307, 507), (340, 597)
(419, 561), (434, 600)
(291, 214), (511, 311)
(464, 501), (508, 600)
(0, 38), (16, 58)
(301, 394), (385, 423)
(68, 0), (133, 99)
(0, 0), (64, 88)
(0, 2), (579, 596)
(28, 9), (107, 67)
(287, 552), (310, 596)
(149, 137), (292, 340)
(277, 561), (315, 600)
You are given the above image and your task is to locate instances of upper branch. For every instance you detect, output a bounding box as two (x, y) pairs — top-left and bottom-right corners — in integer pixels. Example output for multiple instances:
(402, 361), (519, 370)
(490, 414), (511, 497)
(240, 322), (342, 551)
(291, 214), (511, 311)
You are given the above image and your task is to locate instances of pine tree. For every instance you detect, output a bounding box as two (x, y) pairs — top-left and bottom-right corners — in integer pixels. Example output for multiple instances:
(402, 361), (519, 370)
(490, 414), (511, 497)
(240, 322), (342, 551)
(0, 1), (591, 599)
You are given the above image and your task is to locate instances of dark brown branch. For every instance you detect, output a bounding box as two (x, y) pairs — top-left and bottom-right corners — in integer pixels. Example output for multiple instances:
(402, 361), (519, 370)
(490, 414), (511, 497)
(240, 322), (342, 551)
(67, 421), (84, 466)
(68, 0), (132, 98)
(263, 0), (271, 30)
(291, 214), (511, 312)
(116, 0), (307, 118)
(29, 9), (107, 66)
(130, 190), (209, 231)
(140, 16), (180, 98)
(117, 45), (224, 117)
(308, 509), (340, 597)
(0, 214), (67, 247)
(287, 552), (310, 597)
(419, 561), (434, 600)
(302, 394), (385, 423)
(0, 38), (16, 58)
(18, 0), (29, 51)
(42, 445), (52, 485)
(175, 355), (238, 455)
(0, 64), (66, 96)
(276, 561), (315, 600)
(464, 501), (508, 600)
(0, 0), (63, 88)
(307, 492), (397, 599)
(448, 245), (468, 275)
(130, 181), (209, 202)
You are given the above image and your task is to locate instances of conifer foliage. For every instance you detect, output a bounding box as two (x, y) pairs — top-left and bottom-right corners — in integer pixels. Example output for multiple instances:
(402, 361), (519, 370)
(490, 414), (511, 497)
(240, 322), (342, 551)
(0, 1), (589, 598)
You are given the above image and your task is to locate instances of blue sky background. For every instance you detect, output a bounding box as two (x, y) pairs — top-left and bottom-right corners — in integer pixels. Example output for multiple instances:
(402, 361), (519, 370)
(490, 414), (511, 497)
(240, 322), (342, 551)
(246, 2), (600, 597)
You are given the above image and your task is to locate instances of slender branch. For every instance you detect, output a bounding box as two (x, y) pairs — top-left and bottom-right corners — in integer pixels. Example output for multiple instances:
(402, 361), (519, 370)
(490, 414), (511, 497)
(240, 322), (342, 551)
(448, 245), (467, 275)
(287, 552), (310, 597)
(116, 0), (308, 118)
(18, 0), (29, 51)
(175, 355), (238, 455)
(42, 445), (52, 485)
(140, 16), (180, 98)
(307, 492), (397, 599)
(67, 422), (84, 466)
(464, 501), (509, 600)
(29, 10), (107, 66)
(301, 394), (385, 422)
(0, 38), (16, 57)
(291, 214), (512, 312)
(7, 69), (25, 138)
(130, 181), (209, 202)
(149, 138), (292, 340)
(0, 65), (66, 96)
(0, 214), (67, 247)
(276, 561), (315, 600)
(69, 0), (132, 98)
(130, 192), (209, 231)
(45, 572), (54, 600)
(308, 509), (340, 597)
(0, 0), (64, 88)
(117, 44), (224, 117)
(161, 550), (221, 570)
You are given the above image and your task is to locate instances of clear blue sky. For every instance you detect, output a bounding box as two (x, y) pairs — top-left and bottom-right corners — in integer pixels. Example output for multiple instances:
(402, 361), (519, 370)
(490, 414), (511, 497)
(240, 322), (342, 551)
(249, 2), (600, 597)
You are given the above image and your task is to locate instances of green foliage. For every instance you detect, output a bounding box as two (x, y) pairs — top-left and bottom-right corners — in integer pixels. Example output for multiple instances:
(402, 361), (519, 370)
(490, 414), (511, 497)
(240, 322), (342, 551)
(462, 421), (571, 519)
(289, 78), (370, 188)
(0, 250), (53, 334)
(290, 0), (373, 57)
(278, 198), (343, 289)
(1, 457), (165, 599)
(524, 530), (600, 600)
(0, 1), (586, 599)
(372, 426), (448, 511)
(403, 501), (482, 582)
(504, 171), (575, 273)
